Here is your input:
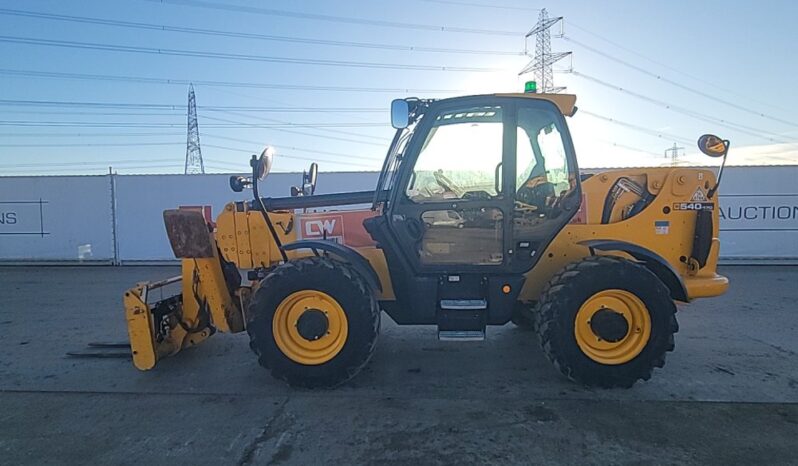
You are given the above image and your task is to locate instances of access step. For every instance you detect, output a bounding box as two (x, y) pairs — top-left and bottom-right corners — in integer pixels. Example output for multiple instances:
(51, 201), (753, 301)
(437, 298), (487, 341)
(439, 299), (488, 310)
(438, 330), (486, 341)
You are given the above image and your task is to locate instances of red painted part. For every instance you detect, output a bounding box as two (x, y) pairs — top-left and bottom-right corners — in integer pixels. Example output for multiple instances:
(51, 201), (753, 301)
(296, 209), (378, 248)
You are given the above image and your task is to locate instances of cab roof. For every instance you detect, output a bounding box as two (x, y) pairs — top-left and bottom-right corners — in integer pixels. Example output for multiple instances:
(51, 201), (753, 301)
(428, 93), (577, 117)
(494, 93), (577, 116)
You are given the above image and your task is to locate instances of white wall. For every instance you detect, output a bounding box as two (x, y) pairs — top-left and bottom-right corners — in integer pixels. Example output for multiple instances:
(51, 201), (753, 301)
(716, 166), (798, 260)
(0, 176), (113, 261)
(0, 166), (796, 262)
(114, 172), (378, 261)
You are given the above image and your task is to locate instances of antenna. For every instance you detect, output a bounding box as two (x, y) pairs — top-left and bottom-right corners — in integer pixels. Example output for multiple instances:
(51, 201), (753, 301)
(184, 83), (205, 174)
(519, 8), (571, 93)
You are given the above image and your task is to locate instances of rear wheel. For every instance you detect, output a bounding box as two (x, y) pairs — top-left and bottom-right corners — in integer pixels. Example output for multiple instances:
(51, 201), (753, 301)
(536, 256), (678, 388)
(247, 257), (380, 388)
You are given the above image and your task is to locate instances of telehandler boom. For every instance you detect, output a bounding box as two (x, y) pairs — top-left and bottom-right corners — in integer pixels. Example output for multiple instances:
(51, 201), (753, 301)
(124, 88), (729, 388)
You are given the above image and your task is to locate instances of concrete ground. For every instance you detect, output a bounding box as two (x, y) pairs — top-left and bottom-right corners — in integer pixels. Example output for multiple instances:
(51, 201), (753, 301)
(1, 265), (797, 465)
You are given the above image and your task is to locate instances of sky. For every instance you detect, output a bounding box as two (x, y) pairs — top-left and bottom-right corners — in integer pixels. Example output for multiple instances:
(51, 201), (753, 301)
(1, 0), (797, 175)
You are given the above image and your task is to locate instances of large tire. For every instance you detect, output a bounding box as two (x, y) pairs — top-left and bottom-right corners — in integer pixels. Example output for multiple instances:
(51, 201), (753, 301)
(536, 256), (678, 388)
(247, 257), (380, 389)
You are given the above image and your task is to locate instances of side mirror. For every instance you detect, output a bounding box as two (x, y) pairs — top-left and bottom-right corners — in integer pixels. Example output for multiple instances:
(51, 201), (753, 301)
(697, 134), (731, 199)
(304, 162), (318, 195)
(255, 146), (275, 180)
(229, 175), (250, 192)
(697, 134), (728, 158)
(290, 162), (319, 197)
(391, 99), (409, 129)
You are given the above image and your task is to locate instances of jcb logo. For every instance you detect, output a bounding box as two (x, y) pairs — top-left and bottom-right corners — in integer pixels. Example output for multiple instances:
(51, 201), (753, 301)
(304, 219), (337, 237)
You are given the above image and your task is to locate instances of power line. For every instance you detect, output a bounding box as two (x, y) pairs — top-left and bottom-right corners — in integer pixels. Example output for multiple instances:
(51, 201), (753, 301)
(0, 160), (181, 168)
(162, 142), (377, 169)
(47, 125), (383, 167)
(563, 35), (798, 128)
(0, 155), (373, 171)
(0, 141), (182, 147)
(203, 158), (248, 168)
(0, 68), (464, 94)
(0, 132), (185, 137)
(0, 164), (187, 174)
(578, 109), (694, 146)
(204, 110), (390, 142)
(203, 84), (392, 136)
(0, 144), (377, 171)
(0, 99), (385, 112)
(571, 71), (793, 144)
(566, 21), (795, 116)
(0, 8), (523, 57)
(202, 133), (383, 163)
(0, 120), (387, 128)
(0, 36), (504, 73)
(202, 144), (377, 169)
(592, 138), (666, 159)
(419, 0), (539, 11)
(202, 107), (383, 114)
(0, 158), (185, 169)
(136, 0), (523, 36)
(0, 110), (185, 117)
(0, 109), (379, 118)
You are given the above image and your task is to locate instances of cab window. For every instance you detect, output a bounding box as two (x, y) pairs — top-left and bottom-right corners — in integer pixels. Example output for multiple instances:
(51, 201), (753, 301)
(406, 106), (503, 203)
(514, 105), (576, 235)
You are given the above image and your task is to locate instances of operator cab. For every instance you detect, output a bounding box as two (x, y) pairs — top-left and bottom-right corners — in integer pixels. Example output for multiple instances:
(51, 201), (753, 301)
(366, 86), (582, 338)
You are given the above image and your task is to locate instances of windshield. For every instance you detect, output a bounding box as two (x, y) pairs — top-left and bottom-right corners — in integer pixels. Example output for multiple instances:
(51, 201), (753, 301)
(407, 106), (502, 202)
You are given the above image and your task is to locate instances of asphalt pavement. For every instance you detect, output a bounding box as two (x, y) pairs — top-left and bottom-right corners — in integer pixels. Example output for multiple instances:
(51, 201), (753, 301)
(0, 265), (796, 465)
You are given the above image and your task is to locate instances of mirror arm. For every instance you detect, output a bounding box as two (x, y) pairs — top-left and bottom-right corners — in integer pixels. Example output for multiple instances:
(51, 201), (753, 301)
(250, 155), (288, 262)
(707, 140), (730, 199)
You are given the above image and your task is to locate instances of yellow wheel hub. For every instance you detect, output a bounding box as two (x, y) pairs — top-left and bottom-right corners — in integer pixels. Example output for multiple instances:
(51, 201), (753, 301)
(574, 289), (651, 365)
(272, 290), (348, 365)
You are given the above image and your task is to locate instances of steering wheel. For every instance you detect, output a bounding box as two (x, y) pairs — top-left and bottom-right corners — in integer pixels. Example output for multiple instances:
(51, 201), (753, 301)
(433, 170), (463, 197)
(517, 181), (555, 210)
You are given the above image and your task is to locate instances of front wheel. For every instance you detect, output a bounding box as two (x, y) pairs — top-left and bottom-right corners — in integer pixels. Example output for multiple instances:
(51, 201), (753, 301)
(247, 257), (380, 388)
(536, 256), (678, 388)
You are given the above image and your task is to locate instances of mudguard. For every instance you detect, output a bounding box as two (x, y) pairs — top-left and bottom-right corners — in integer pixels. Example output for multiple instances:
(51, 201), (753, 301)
(282, 240), (383, 293)
(580, 239), (689, 302)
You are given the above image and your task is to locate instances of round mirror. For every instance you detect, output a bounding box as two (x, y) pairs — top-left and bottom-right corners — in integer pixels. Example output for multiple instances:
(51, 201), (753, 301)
(229, 175), (249, 193)
(697, 134), (728, 158)
(257, 146), (275, 180)
(307, 162), (318, 194)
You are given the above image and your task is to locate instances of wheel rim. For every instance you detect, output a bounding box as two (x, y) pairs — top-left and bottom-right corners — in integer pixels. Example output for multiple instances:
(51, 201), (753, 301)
(272, 290), (348, 365)
(574, 289), (651, 365)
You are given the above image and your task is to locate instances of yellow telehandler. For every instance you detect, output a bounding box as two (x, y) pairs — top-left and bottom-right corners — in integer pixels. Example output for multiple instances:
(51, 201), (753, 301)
(123, 86), (729, 388)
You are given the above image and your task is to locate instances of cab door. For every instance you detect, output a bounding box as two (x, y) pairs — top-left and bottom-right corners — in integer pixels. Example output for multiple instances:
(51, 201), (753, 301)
(388, 98), (513, 272)
(509, 99), (581, 272)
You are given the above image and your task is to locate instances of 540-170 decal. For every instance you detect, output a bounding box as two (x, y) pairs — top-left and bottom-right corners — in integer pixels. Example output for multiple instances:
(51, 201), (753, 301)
(673, 202), (714, 211)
